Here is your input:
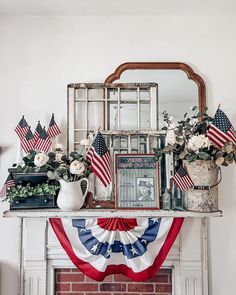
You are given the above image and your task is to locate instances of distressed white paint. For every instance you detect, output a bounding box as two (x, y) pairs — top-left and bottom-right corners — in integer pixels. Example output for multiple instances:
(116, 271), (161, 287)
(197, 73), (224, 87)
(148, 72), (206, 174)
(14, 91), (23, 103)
(4, 209), (222, 218)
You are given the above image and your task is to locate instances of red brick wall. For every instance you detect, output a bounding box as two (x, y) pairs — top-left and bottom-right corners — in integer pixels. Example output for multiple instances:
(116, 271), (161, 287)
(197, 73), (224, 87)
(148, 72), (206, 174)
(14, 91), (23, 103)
(55, 268), (172, 295)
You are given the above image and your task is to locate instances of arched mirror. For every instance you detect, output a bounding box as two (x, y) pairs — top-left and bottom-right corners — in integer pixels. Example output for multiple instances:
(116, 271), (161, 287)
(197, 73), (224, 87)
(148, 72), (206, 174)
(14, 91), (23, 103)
(105, 62), (206, 128)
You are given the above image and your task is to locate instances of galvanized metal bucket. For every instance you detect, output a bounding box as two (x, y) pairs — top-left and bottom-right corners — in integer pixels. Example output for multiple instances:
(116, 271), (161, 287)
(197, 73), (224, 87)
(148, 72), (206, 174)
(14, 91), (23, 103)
(183, 160), (219, 212)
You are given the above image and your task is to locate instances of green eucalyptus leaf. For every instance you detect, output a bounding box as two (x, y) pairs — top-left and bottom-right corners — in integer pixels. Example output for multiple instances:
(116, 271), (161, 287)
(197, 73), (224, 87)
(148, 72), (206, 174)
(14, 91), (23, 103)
(198, 152), (211, 160)
(188, 154), (198, 162)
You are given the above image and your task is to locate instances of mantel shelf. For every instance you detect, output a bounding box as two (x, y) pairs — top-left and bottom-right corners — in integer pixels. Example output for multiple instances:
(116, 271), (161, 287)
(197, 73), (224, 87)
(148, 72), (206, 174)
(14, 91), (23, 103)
(3, 209), (223, 218)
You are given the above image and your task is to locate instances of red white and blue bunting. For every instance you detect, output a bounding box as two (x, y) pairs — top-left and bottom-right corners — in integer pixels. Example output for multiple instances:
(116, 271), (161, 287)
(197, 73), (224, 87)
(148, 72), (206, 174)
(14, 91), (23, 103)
(50, 217), (184, 281)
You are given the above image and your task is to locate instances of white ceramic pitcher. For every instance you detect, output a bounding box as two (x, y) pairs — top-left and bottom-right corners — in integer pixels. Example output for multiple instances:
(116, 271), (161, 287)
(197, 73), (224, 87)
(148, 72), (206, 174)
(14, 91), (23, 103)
(57, 178), (89, 211)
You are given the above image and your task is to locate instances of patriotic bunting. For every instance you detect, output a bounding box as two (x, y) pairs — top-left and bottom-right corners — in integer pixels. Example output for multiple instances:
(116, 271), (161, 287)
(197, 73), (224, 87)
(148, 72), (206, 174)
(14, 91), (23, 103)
(173, 166), (194, 191)
(207, 108), (236, 148)
(21, 127), (35, 153)
(0, 174), (15, 198)
(50, 217), (184, 281)
(14, 115), (29, 139)
(87, 132), (112, 187)
(34, 127), (52, 152)
(47, 113), (61, 138)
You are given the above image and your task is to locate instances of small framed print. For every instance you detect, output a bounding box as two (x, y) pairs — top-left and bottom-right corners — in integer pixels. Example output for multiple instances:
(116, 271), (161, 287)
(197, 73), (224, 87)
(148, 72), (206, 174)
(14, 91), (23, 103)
(115, 154), (160, 210)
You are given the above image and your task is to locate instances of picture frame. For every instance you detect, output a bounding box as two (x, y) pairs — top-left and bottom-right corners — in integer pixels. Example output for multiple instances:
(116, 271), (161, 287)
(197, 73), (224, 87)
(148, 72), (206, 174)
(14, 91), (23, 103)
(115, 154), (160, 210)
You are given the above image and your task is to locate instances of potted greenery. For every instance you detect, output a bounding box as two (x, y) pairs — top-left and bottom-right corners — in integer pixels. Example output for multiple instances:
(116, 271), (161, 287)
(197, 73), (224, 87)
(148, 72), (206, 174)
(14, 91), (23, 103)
(155, 107), (236, 212)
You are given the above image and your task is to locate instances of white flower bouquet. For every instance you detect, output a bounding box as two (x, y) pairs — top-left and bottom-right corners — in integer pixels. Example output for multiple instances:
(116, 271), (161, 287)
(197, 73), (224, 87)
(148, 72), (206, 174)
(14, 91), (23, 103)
(155, 107), (236, 166)
(16, 144), (92, 182)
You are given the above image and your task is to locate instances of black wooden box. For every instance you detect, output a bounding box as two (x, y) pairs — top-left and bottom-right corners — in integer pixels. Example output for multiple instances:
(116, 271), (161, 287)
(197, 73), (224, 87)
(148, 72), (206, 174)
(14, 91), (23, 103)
(8, 168), (59, 210)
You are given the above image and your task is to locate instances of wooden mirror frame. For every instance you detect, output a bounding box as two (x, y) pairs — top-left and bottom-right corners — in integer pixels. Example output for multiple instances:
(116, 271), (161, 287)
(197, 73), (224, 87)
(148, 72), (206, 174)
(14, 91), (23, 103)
(105, 62), (206, 112)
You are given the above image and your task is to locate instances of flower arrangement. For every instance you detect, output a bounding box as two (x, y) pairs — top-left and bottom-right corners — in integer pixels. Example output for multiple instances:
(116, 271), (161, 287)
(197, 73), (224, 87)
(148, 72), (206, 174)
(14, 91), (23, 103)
(16, 144), (92, 182)
(155, 107), (236, 166)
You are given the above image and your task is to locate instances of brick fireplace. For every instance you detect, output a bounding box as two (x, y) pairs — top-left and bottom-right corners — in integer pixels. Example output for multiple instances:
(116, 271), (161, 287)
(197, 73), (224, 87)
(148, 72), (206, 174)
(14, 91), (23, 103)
(55, 268), (172, 295)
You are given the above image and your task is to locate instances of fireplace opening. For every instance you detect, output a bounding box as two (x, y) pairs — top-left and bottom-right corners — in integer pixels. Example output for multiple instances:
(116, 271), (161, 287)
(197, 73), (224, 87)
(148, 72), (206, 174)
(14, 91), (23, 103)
(55, 268), (172, 294)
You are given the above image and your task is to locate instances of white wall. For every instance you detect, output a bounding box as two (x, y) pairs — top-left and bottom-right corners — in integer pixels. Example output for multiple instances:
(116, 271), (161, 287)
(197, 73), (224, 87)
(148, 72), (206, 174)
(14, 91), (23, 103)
(0, 14), (236, 295)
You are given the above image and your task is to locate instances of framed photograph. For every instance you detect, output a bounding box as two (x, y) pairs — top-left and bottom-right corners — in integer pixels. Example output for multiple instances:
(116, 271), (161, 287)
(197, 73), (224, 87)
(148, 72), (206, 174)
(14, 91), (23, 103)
(115, 154), (160, 210)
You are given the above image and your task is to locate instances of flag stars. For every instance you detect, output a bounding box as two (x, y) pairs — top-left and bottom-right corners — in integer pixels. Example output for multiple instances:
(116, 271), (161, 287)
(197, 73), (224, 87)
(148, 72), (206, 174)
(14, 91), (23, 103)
(130, 247), (138, 256)
(79, 228), (87, 233)
(91, 243), (99, 253)
(150, 218), (159, 223)
(105, 247), (112, 258)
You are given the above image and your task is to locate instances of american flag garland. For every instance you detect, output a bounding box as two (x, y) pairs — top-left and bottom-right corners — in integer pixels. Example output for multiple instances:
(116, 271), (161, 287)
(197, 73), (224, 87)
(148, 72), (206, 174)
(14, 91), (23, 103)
(50, 217), (184, 281)
(87, 132), (112, 188)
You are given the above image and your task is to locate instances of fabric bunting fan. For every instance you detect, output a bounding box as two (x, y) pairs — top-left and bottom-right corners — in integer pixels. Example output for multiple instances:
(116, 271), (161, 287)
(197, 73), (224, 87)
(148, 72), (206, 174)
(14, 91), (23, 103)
(50, 217), (184, 281)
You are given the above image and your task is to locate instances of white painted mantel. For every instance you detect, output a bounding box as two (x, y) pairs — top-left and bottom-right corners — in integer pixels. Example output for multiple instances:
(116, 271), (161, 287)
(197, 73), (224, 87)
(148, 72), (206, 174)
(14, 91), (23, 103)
(3, 209), (222, 295)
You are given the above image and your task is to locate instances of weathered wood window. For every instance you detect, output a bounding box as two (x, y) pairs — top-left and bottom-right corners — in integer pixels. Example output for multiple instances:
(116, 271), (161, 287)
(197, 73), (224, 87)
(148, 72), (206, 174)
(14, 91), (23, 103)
(67, 83), (165, 201)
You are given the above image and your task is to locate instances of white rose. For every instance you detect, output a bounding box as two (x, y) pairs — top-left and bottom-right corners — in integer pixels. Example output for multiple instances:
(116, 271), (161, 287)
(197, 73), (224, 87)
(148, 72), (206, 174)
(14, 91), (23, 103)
(79, 138), (91, 147)
(166, 130), (177, 146)
(34, 153), (49, 167)
(70, 160), (85, 175)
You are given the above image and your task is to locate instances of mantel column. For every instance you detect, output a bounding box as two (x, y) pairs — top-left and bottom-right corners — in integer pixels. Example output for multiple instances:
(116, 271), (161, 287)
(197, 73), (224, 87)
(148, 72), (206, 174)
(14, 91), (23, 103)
(22, 218), (47, 295)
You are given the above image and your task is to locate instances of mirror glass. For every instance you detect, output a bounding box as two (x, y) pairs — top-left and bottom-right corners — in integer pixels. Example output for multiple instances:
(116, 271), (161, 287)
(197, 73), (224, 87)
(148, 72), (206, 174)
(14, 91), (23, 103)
(116, 70), (198, 127)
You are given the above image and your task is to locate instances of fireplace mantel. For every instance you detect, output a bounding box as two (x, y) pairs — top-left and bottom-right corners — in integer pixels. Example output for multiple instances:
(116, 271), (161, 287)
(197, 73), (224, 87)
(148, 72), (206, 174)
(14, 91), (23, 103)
(3, 208), (223, 218)
(3, 209), (222, 295)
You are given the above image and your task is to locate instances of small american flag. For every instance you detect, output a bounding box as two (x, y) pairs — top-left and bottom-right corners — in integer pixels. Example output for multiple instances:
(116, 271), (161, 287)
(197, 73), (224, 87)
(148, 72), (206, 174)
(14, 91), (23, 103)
(34, 121), (43, 143)
(173, 166), (194, 191)
(207, 109), (236, 148)
(34, 127), (52, 153)
(47, 114), (61, 138)
(87, 132), (112, 187)
(15, 115), (29, 139)
(21, 127), (35, 154)
(0, 174), (15, 198)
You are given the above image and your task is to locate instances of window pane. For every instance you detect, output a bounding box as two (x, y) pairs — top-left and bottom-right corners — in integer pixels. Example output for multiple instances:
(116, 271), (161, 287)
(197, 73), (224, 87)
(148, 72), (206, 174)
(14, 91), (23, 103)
(88, 88), (104, 100)
(75, 102), (86, 129)
(140, 88), (150, 99)
(140, 102), (151, 129)
(120, 89), (137, 101)
(88, 102), (104, 130)
(108, 88), (118, 101)
(75, 88), (86, 100)
(131, 136), (138, 148)
(109, 102), (118, 130)
(120, 103), (138, 129)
